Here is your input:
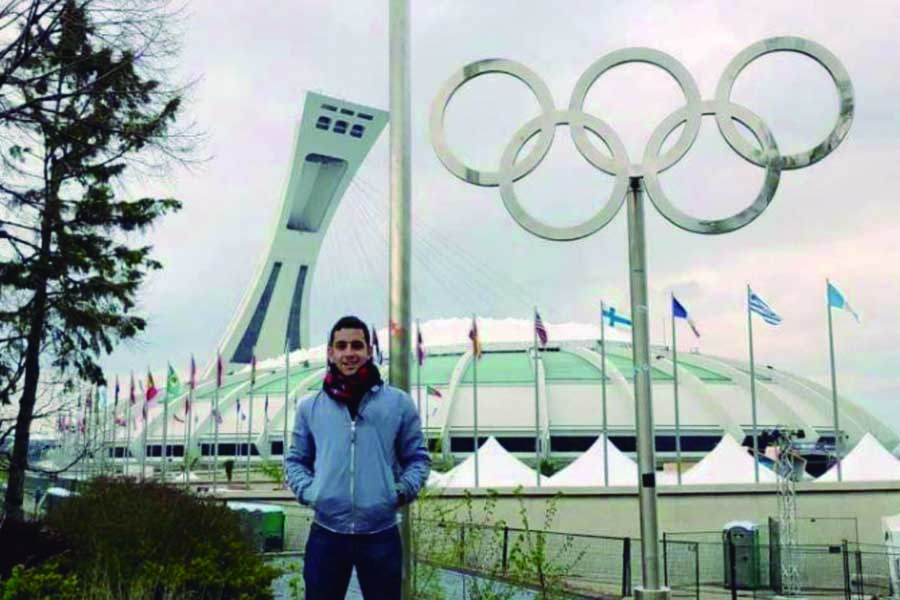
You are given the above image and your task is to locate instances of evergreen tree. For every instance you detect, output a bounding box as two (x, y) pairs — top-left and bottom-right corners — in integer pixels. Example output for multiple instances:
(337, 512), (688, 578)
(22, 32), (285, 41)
(0, 0), (191, 520)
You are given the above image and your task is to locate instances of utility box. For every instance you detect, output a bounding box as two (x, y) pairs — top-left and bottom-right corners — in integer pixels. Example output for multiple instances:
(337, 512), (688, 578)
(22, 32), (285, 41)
(227, 501), (285, 552)
(723, 521), (762, 590)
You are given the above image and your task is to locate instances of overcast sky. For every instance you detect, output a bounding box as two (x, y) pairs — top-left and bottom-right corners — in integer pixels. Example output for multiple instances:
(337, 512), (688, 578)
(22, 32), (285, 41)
(100, 1), (900, 431)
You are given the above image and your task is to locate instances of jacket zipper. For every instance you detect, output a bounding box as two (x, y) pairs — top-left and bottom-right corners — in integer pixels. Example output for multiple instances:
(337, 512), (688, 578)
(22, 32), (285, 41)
(350, 418), (356, 534)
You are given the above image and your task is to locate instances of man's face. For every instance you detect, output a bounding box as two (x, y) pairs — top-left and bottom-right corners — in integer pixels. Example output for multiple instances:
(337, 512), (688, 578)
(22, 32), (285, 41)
(328, 328), (372, 377)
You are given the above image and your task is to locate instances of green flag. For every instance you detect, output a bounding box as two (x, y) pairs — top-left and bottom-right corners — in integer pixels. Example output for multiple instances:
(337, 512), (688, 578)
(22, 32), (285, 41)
(166, 363), (181, 400)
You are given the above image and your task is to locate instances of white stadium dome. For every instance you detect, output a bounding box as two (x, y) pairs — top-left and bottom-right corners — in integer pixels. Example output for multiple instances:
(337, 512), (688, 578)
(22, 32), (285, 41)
(92, 317), (896, 480)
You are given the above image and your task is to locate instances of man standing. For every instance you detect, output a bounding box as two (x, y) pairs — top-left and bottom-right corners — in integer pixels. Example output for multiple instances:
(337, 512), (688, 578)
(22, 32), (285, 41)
(286, 316), (430, 599)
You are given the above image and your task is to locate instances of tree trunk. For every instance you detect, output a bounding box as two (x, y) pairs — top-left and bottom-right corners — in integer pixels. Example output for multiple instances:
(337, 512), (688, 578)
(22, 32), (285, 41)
(3, 291), (46, 521)
(3, 179), (55, 521)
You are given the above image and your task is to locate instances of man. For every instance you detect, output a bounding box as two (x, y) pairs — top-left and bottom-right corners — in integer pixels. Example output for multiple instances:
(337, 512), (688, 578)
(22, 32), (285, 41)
(286, 316), (430, 599)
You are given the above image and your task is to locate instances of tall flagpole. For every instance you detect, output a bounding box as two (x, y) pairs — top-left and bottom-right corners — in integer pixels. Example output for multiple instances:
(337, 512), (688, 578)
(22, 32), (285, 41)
(161, 382), (169, 482)
(283, 342), (290, 473)
(212, 352), (221, 490)
(600, 302), (609, 487)
(747, 285), (760, 484)
(533, 307), (541, 486)
(245, 394), (254, 487)
(671, 295), (682, 485)
(140, 398), (148, 482)
(416, 319), (422, 430)
(826, 278), (843, 482)
(125, 373), (133, 477)
(472, 313), (480, 488)
(186, 360), (195, 486)
(111, 389), (118, 475)
(389, 1), (414, 595)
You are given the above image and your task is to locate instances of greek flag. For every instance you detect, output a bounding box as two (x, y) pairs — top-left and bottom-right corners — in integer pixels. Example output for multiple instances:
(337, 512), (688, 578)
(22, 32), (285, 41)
(748, 290), (782, 326)
(827, 281), (861, 323)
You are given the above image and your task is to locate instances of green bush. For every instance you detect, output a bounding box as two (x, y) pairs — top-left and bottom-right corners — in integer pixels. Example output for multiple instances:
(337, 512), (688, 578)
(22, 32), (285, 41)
(1, 561), (78, 600)
(46, 477), (279, 599)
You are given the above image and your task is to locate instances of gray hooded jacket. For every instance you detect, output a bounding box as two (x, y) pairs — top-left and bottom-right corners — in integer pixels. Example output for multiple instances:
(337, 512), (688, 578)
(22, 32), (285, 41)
(285, 383), (431, 534)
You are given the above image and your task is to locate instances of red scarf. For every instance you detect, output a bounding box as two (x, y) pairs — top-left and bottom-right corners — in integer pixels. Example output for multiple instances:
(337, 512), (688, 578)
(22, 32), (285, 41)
(322, 360), (382, 405)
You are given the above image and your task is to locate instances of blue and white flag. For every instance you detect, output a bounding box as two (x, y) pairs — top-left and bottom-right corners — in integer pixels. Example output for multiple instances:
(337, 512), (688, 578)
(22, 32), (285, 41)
(748, 290), (782, 326)
(827, 282), (860, 323)
(602, 305), (632, 328)
(672, 296), (700, 337)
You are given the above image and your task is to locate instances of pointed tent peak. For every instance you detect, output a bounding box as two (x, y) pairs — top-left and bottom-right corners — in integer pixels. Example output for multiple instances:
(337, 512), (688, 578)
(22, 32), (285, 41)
(441, 435), (546, 488)
(677, 434), (777, 485)
(816, 432), (900, 482)
(547, 434), (638, 487)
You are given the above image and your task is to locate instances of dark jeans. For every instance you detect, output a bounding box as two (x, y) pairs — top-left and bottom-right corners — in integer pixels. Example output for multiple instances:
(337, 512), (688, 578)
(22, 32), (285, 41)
(303, 522), (402, 600)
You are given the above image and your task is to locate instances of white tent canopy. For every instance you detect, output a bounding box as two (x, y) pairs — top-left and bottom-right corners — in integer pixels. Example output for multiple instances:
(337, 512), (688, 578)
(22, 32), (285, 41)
(817, 433), (900, 482)
(547, 435), (638, 487)
(664, 434), (777, 485)
(440, 436), (545, 488)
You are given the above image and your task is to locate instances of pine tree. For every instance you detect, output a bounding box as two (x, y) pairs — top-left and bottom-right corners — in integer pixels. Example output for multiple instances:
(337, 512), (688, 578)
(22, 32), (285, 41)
(0, 0), (191, 520)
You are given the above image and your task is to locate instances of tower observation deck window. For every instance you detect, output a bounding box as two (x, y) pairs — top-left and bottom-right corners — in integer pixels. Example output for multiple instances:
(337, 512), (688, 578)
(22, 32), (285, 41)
(333, 120), (348, 134)
(316, 116), (331, 130)
(286, 153), (348, 232)
(350, 124), (365, 138)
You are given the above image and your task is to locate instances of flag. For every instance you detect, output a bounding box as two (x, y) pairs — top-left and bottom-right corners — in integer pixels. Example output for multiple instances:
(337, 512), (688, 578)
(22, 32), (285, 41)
(236, 398), (247, 421)
(114, 376), (120, 408)
(216, 351), (224, 388)
(748, 290), (782, 326)
(372, 325), (384, 365)
(213, 408), (224, 424)
(602, 305), (632, 328)
(416, 328), (426, 366)
(827, 282), (861, 323)
(185, 356), (194, 416)
(427, 385), (443, 417)
(534, 310), (549, 348)
(672, 296), (700, 338)
(129, 372), (136, 405)
(85, 389), (93, 410)
(250, 354), (257, 386)
(469, 317), (483, 359)
(146, 369), (158, 402)
(115, 416), (127, 427)
(264, 394), (269, 419)
(166, 363), (181, 399)
(138, 379), (148, 421)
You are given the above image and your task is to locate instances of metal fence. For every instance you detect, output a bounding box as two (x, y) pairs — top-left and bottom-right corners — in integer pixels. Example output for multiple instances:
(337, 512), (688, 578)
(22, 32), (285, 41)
(662, 534), (896, 599)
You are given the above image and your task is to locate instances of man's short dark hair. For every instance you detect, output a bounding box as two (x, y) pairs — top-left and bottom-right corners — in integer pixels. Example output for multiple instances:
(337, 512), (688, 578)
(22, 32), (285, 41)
(329, 315), (371, 347)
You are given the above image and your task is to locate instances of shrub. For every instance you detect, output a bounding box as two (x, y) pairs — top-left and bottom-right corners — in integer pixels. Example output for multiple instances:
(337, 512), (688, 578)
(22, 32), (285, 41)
(46, 477), (279, 599)
(0, 560), (78, 600)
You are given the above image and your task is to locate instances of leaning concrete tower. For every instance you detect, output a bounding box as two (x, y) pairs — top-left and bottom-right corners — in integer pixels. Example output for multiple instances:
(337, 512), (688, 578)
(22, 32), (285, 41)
(214, 92), (388, 372)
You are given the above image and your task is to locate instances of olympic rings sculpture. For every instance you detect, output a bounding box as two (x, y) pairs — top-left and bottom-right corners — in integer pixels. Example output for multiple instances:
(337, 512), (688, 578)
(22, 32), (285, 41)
(430, 37), (854, 241)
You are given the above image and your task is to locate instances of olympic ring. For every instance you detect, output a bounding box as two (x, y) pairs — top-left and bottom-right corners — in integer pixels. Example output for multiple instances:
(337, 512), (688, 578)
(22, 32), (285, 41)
(429, 36), (854, 240)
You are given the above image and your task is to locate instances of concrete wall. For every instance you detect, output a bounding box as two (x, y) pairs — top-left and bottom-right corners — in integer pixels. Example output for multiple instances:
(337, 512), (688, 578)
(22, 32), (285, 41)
(421, 481), (900, 546)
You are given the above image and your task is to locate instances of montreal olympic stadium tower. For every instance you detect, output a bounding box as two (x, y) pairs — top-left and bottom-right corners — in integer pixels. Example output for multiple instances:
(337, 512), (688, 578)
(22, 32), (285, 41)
(86, 92), (896, 480)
